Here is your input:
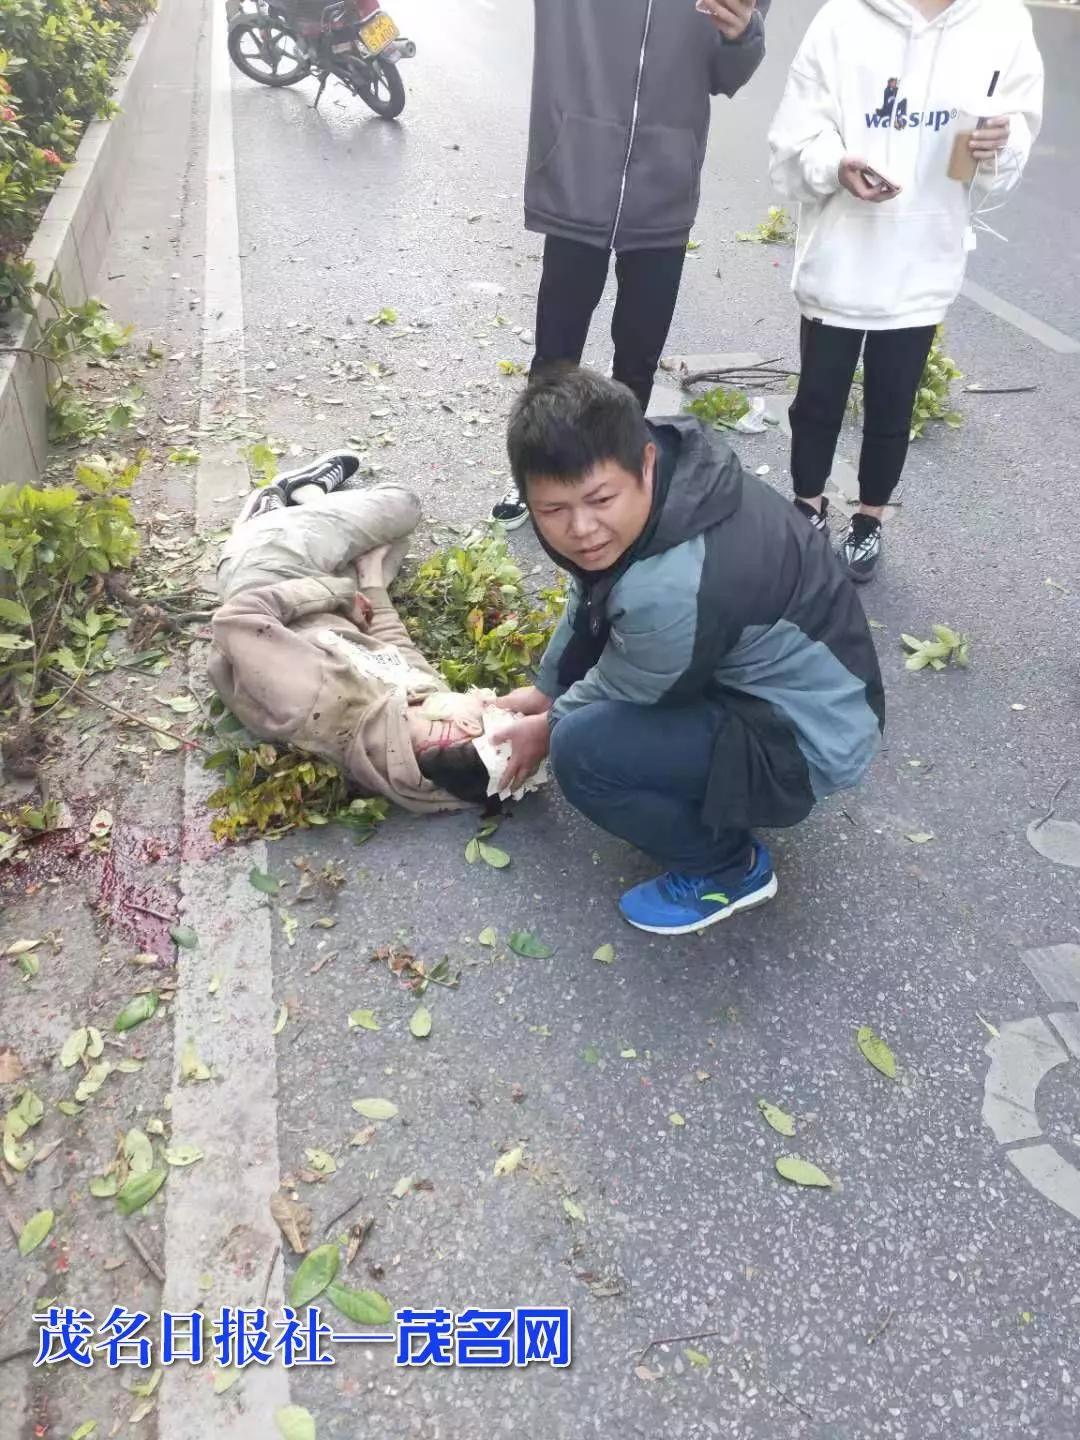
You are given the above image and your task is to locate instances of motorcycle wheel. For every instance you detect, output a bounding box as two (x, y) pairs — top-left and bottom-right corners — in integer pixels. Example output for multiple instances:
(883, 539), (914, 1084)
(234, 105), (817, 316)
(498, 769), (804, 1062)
(349, 57), (406, 119)
(227, 18), (312, 86)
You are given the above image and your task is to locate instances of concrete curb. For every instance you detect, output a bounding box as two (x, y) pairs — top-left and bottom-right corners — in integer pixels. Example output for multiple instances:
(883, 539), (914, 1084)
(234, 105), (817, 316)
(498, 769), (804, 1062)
(0, 1), (169, 486)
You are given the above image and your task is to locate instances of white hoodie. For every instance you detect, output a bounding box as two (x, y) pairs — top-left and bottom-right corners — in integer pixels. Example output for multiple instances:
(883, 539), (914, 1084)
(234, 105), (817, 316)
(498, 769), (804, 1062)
(767, 0), (1044, 329)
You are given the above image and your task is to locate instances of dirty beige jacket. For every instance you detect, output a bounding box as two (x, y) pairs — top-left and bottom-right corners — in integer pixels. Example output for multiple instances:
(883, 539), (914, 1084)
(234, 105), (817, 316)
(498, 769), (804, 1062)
(208, 574), (464, 813)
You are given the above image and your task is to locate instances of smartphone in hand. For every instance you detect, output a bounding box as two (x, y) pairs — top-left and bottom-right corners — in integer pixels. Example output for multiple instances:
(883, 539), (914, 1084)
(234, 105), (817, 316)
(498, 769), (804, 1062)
(860, 167), (900, 196)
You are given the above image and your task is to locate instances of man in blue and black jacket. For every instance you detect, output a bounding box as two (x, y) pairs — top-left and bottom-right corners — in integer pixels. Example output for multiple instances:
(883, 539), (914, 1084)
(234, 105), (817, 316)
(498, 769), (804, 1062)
(492, 367), (884, 937)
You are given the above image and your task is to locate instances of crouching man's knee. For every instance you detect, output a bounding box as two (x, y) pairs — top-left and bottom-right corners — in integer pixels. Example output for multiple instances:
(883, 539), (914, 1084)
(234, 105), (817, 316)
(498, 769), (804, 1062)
(549, 704), (617, 803)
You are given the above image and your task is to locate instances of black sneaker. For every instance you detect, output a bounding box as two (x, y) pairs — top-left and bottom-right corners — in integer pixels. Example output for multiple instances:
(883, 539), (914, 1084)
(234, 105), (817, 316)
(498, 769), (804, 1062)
(840, 514), (882, 584)
(794, 496), (829, 534)
(490, 488), (529, 530)
(237, 483), (287, 524)
(278, 450), (363, 504)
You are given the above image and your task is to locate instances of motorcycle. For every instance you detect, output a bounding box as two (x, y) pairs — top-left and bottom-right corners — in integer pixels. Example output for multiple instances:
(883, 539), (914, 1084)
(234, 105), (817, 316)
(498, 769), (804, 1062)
(225, 0), (415, 119)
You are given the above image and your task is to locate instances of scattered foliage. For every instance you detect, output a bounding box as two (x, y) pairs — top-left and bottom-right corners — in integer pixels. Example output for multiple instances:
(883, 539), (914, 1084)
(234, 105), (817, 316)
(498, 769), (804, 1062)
(901, 623), (970, 672)
(684, 384), (750, 430)
(736, 205), (793, 244)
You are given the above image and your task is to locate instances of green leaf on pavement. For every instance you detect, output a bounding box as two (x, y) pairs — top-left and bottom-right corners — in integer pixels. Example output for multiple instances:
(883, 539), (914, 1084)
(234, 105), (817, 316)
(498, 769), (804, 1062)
(509, 930), (553, 959)
(685, 1346), (711, 1368)
(305, 1148), (337, 1175)
(86, 1028), (104, 1059)
(114, 992), (159, 1032)
(478, 927), (497, 947)
(351, 1098), (398, 1120)
(123, 1129), (154, 1174)
(179, 1040), (212, 1082)
(757, 1099), (796, 1137)
(493, 1145), (524, 1177)
(593, 944), (615, 965)
(117, 1168), (167, 1215)
(164, 1145), (204, 1167)
(562, 1197), (586, 1224)
(170, 925), (198, 950)
(325, 1282), (392, 1326)
(248, 867), (281, 895)
(905, 831), (935, 845)
(775, 1156), (833, 1188)
(290, 1243), (339, 1306)
(669, 1112), (686, 1127)
(409, 1005), (432, 1039)
(477, 842), (510, 869)
(464, 837), (480, 865)
(856, 1026), (897, 1080)
(75, 1062), (111, 1103)
(89, 1174), (118, 1198)
(348, 1010), (380, 1032)
(276, 1405), (316, 1440)
(18, 1208), (54, 1255)
(272, 1003), (289, 1036)
(71, 1424), (98, 1440)
(60, 1028), (90, 1068)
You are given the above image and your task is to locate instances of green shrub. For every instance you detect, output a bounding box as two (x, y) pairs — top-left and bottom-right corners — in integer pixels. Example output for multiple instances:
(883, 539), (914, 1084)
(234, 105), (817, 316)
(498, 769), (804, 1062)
(0, 0), (155, 309)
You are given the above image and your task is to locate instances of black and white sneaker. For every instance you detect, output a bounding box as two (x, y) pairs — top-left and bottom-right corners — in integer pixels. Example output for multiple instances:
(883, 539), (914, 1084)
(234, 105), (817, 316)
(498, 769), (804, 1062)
(840, 514), (882, 584)
(490, 488), (529, 531)
(277, 450), (363, 505)
(794, 496), (829, 534)
(237, 483), (287, 524)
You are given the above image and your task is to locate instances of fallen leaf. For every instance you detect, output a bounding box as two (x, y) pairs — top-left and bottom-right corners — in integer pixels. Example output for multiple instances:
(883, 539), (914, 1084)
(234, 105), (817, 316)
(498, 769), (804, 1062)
(270, 1191), (311, 1254)
(5, 938), (40, 957)
(620, 1048), (638, 1060)
(391, 1175), (414, 1199)
(349, 1126), (377, 1147)
(351, 1098), (398, 1121)
(478, 927), (497, 947)
(170, 925), (198, 951)
(208, 974), (221, 995)
(75, 1062), (111, 1103)
(348, 1009), (380, 1032)
(18, 1208), (54, 1255)
(685, 1346), (710, 1368)
(290, 1243), (339, 1306)
(249, 867), (281, 896)
(905, 831), (935, 845)
(477, 841), (510, 869)
(562, 1197), (586, 1223)
(669, 1112), (686, 1128)
(593, 944), (615, 965)
(324, 1282), (391, 1326)
(116, 1168), (167, 1215)
(71, 1424), (98, 1440)
(179, 1040), (212, 1083)
(757, 1099), (796, 1137)
(91, 1175), (119, 1202)
(493, 1145), (524, 1177)
(582, 1045), (600, 1066)
(60, 1028), (89, 1068)
(775, 1155), (833, 1188)
(305, 1148), (337, 1175)
(85, 1028), (104, 1058)
(58, 1101), (82, 1118)
(164, 1145), (204, 1167)
(856, 1025), (897, 1080)
(280, 911), (299, 947)
(508, 930), (553, 959)
(114, 992), (159, 1032)
(0, 1047), (24, 1084)
(464, 837), (480, 864)
(409, 1005), (432, 1039)
(123, 1129), (154, 1174)
(635, 1364), (661, 1382)
(89, 809), (113, 838)
(275, 1405), (316, 1440)
(3, 1128), (33, 1171)
(116, 1059), (144, 1074)
(272, 1003), (289, 1036)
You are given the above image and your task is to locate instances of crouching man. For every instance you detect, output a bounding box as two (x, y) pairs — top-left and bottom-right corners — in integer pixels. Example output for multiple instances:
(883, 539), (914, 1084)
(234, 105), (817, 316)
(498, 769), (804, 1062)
(492, 368), (884, 935)
(209, 463), (522, 812)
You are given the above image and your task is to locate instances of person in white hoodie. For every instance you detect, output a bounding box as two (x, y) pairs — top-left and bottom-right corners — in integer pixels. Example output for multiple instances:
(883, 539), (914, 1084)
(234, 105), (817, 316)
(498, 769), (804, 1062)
(768, 0), (1043, 581)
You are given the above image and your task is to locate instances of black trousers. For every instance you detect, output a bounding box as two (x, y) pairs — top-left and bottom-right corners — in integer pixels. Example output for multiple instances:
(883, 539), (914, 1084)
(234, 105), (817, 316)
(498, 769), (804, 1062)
(789, 317), (937, 509)
(532, 235), (687, 411)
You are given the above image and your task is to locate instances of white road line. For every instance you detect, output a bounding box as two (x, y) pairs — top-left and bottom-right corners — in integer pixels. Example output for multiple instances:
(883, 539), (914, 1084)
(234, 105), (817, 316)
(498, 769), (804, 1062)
(159, 0), (289, 1432)
(961, 279), (1080, 355)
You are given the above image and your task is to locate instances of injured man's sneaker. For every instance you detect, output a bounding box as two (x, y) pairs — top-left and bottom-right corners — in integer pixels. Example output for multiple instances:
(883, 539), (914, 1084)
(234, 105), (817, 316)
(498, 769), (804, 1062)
(236, 482), (288, 524)
(278, 450), (364, 505)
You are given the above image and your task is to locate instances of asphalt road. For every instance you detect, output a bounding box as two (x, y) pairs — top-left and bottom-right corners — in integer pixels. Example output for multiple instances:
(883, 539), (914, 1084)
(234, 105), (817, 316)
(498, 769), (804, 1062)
(102, 1), (1080, 1435)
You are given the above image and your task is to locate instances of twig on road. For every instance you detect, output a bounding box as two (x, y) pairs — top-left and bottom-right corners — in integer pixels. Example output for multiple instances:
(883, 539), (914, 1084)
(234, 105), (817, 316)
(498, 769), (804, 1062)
(1034, 777), (1071, 832)
(129, 902), (177, 925)
(323, 1190), (367, 1236)
(633, 1327), (729, 1364)
(261, 1243), (281, 1307)
(124, 1228), (165, 1284)
(867, 1307), (895, 1345)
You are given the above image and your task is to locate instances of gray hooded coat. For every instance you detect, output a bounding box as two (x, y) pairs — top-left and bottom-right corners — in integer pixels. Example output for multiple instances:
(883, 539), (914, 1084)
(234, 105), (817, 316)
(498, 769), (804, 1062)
(524, 0), (771, 253)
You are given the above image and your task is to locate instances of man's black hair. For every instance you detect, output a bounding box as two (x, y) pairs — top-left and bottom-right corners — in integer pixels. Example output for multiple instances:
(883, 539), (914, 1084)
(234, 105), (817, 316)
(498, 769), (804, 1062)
(417, 739), (494, 808)
(506, 365), (650, 498)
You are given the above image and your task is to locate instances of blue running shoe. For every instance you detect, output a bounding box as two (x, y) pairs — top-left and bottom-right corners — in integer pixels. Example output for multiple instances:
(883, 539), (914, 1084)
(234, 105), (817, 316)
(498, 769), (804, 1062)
(619, 842), (777, 936)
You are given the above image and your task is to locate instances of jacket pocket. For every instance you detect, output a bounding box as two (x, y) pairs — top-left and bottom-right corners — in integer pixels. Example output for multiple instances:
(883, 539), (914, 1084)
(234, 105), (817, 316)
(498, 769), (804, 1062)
(622, 122), (700, 240)
(795, 201), (966, 322)
(526, 113), (627, 231)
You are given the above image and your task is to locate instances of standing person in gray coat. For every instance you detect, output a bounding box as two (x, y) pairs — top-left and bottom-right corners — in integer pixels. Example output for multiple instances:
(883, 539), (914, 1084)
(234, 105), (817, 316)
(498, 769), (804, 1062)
(492, 0), (771, 529)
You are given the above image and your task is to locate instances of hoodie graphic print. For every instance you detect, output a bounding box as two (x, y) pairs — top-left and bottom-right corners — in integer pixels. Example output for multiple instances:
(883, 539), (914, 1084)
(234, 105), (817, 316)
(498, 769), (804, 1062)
(767, 0), (1043, 329)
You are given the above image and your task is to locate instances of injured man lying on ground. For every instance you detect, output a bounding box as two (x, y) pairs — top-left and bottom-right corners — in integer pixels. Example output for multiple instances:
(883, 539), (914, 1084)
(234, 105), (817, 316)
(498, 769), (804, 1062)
(208, 455), (545, 812)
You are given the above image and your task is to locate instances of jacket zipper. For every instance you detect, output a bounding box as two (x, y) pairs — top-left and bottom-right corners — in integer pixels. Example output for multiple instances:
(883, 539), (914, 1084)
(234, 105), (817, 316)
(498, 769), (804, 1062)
(610, 0), (655, 249)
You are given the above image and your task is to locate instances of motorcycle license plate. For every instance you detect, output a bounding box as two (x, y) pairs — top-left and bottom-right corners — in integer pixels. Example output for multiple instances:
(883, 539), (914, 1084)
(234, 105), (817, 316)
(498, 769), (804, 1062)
(359, 11), (398, 53)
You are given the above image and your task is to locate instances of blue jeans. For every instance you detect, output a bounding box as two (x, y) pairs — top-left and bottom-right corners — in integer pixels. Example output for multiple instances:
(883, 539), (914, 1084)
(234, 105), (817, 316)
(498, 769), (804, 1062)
(549, 700), (754, 878)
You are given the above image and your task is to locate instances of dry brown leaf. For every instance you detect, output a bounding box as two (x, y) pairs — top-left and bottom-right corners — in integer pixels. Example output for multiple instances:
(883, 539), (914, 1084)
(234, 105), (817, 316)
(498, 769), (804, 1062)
(345, 1216), (374, 1266)
(270, 1191), (311, 1254)
(0, 1048), (24, 1084)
